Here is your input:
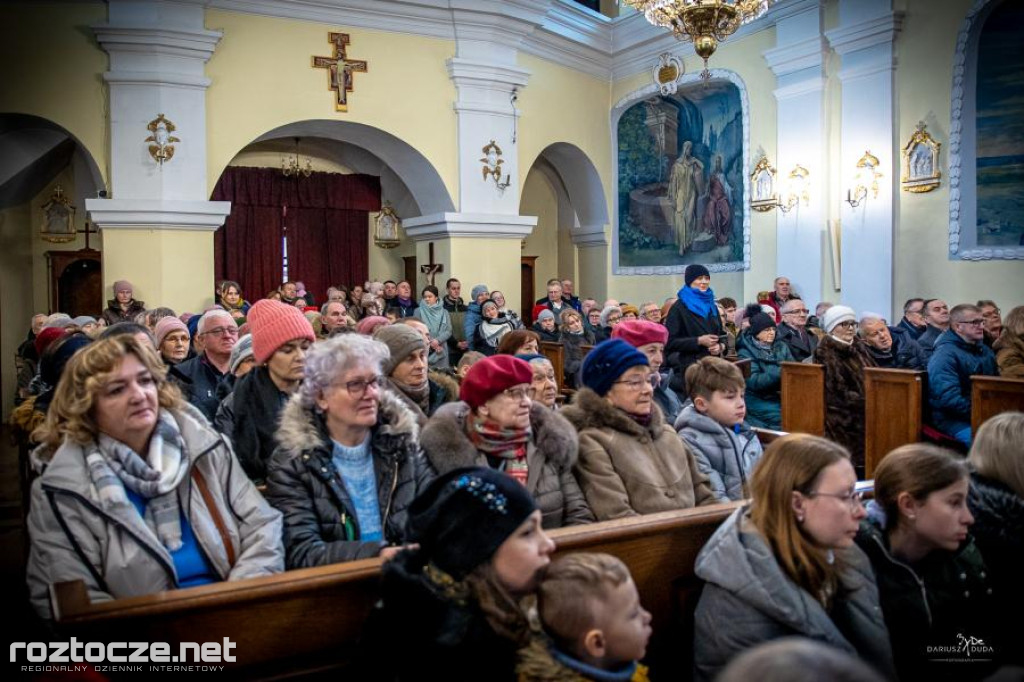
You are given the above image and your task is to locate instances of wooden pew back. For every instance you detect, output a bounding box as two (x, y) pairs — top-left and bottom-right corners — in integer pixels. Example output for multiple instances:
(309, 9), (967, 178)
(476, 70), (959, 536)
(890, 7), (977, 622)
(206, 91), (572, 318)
(539, 341), (567, 393)
(780, 362), (825, 435)
(53, 504), (740, 679)
(971, 375), (1024, 433)
(863, 368), (924, 477)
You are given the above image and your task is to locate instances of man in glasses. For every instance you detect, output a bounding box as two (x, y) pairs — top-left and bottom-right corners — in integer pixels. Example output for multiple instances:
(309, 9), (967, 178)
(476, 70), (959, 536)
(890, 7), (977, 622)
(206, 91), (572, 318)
(927, 303), (998, 446)
(170, 309), (239, 422)
(776, 298), (818, 362)
(897, 297), (927, 340)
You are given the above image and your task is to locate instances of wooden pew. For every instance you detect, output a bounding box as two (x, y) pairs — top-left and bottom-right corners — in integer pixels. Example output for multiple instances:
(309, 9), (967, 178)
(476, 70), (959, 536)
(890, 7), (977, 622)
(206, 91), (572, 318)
(863, 368), (924, 477)
(780, 362), (825, 435)
(752, 427), (787, 447)
(52, 503), (740, 680)
(539, 341), (567, 393)
(971, 375), (1024, 434)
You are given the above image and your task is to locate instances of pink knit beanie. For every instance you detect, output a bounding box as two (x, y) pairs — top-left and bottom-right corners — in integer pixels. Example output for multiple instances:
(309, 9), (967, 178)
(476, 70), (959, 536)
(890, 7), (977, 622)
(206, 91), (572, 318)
(154, 316), (189, 347)
(247, 299), (315, 364)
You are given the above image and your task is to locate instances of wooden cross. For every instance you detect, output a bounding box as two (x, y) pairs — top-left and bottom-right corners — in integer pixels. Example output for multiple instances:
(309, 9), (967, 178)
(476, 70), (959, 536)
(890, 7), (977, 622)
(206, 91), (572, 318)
(78, 221), (99, 250)
(419, 242), (444, 286)
(312, 32), (367, 112)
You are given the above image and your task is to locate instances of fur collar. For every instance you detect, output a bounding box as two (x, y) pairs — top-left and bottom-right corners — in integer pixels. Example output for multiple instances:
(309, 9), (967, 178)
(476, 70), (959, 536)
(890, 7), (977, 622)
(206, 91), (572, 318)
(274, 387), (419, 457)
(419, 401), (578, 475)
(428, 370), (460, 402)
(561, 387), (664, 438)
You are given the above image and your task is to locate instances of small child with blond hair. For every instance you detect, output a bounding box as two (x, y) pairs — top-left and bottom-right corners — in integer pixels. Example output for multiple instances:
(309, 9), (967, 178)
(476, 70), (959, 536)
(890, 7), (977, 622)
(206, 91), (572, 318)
(517, 553), (652, 682)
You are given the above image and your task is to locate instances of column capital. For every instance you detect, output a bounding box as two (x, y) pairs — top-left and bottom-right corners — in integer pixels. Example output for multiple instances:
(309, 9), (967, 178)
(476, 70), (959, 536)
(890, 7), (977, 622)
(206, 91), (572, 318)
(86, 198), (232, 232)
(403, 212), (537, 240)
(825, 11), (903, 57)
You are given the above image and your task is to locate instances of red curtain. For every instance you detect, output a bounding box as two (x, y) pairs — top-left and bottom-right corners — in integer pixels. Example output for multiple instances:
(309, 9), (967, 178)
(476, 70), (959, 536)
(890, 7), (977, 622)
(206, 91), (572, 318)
(212, 166), (379, 303)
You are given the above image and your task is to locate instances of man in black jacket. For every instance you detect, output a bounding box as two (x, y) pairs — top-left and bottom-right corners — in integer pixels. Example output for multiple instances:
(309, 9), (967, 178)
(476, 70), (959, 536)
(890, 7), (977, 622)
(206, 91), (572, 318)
(859, 315), (927, 370)
(917, 298), (950, 360)
(776, 298), (818, 362)
(897, 297), (927, 339)
(170, 309), (237, 422)
(442, 277), (469, 366)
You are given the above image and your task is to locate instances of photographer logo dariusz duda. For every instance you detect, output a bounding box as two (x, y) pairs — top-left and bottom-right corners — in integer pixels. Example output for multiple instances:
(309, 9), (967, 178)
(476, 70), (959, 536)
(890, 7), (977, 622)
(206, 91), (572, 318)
(927, 633), (994, 662)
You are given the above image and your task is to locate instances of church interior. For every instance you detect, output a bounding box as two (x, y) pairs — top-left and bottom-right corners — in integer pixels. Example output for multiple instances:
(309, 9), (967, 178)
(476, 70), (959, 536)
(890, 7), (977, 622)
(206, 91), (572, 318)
(1, 0), (1023, 677)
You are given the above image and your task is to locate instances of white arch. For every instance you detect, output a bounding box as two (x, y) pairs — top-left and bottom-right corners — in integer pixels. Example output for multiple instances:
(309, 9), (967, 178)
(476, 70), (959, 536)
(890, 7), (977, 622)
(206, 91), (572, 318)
(524, 142), (609, 238)
(247, 119), (455, 216)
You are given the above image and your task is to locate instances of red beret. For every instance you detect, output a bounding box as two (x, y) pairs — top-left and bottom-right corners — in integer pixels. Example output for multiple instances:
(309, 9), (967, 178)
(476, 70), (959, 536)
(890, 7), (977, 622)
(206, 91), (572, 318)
(35, 327), (67, 357)
(459, 355), (533, 409)
(612, 319), (668, 348)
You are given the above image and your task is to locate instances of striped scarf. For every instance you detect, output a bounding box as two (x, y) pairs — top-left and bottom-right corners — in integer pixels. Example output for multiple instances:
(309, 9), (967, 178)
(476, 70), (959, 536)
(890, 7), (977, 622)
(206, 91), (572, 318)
(86, 410), (189, 551)
(466, 412), (531, 486)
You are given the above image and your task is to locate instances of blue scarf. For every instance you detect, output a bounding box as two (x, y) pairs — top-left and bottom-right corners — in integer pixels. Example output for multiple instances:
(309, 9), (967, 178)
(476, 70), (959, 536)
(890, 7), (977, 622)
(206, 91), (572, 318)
(678, 284), (716, 319)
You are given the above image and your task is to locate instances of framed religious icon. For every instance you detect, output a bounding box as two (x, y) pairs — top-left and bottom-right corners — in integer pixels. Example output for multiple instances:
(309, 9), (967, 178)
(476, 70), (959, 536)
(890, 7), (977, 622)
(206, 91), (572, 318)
(40, 185), (76, 243)
(374, 201), (401, 249)
(901, 122), (941, 193)
(749, 155), (778, 212)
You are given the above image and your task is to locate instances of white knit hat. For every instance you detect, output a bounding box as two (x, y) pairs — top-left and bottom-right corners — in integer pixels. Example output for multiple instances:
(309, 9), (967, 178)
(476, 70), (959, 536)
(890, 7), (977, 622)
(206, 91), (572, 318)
(822, 305), (857, 333)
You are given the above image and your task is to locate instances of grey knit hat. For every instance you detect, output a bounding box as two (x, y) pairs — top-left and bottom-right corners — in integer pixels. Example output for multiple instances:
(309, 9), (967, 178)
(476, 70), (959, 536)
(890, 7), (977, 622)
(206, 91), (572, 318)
(537, 309), (555, 323)
(228, 334), (255, 374)
(471, 284), (489, 301)
(374, 323), (427, 375)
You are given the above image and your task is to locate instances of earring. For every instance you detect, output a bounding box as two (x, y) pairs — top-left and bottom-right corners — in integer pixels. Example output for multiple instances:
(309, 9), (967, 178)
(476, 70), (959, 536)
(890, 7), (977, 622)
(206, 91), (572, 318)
(796, 514), (805, 524)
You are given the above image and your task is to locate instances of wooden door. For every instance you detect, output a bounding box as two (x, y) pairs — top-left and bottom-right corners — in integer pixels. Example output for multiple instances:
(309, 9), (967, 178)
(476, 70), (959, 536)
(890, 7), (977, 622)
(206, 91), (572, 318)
(521, 256), (537, 324)
(402, 256), (417, 290)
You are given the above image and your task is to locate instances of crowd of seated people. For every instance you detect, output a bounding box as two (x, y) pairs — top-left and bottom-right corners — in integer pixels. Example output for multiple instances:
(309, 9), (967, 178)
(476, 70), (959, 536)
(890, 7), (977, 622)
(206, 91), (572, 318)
(10, 268), (1023, 681)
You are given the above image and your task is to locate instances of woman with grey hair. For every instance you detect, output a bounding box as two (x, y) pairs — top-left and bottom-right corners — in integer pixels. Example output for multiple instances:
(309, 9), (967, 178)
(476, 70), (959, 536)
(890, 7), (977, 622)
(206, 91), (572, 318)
(265, 334), (435, 568)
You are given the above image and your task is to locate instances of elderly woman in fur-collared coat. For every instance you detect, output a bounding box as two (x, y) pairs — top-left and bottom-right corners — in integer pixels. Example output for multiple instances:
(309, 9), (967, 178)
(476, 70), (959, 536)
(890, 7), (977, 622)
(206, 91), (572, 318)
(266, 335), (435, 569)
(419, 355), (594, 529)
(813, 305), (876, 476)
(562, 339), (721, 520)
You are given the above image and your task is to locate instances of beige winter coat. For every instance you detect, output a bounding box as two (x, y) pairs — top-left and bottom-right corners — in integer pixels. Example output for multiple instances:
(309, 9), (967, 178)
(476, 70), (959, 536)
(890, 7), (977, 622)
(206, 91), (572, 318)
(561, 388), (721, 521)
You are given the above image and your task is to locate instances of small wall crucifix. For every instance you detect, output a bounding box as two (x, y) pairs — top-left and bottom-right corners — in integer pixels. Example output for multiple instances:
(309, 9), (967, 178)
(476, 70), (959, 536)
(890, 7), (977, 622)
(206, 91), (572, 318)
(419, 242), (444, 287)
(312, 32), (367, 112)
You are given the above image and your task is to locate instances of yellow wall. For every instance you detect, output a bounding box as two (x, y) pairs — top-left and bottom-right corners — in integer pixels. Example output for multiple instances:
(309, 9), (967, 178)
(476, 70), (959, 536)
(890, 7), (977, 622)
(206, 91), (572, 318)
(204, 10), (458, 205)
(448, 239), (523, 316)
(893, 0), (1024, 311)
(521, 170), (561, 303)
(0, 2), (109, 186)
(101, 230), (215, 313)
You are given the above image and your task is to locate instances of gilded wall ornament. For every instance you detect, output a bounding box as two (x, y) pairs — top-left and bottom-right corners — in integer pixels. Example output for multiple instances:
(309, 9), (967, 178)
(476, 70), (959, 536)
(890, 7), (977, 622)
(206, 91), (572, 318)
(373, 202), (402, 249)
(480, 140), (510, 189)
(749, 155), (777, 212)
(313, 32), (367, 112)
(145, 114), (179, 165)
(653, 53), (684, 96)
(901, 122), (941, 193)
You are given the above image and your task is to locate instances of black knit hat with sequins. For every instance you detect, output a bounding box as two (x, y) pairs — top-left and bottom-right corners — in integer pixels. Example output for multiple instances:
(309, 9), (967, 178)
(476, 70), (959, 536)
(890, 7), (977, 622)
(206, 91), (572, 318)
(406, 466), (537, 579)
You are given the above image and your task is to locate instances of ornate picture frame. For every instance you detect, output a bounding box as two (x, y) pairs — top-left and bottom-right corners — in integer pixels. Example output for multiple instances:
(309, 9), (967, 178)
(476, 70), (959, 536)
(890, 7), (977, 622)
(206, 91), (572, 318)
(373, 201), (402, 249)
(40, 185), (76, 243)
(901, 122), (941, 193)
(749, 155), (778, 212)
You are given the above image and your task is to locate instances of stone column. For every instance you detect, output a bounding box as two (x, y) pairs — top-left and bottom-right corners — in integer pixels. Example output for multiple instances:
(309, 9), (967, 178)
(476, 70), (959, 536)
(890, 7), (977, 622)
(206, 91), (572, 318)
(86, 0), (229, 314)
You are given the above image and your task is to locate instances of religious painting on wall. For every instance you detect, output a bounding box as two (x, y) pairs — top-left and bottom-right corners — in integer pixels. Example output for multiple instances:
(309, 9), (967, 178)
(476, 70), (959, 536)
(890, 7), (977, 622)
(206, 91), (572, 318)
(615, 79), (747, 273)
(974, 0), (1023, 248)
(948, 0), (1024, 260)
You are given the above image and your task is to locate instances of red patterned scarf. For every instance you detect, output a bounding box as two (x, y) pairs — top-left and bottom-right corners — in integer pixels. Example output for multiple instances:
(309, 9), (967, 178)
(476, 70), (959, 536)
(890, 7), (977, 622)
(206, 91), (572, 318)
(466, 412), (531, 486)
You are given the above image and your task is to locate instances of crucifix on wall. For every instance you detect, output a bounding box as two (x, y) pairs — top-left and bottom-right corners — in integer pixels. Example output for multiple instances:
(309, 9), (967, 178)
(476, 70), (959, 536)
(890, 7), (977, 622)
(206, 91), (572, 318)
(419, 242), (444, 286)
(312, 32), (367, 112)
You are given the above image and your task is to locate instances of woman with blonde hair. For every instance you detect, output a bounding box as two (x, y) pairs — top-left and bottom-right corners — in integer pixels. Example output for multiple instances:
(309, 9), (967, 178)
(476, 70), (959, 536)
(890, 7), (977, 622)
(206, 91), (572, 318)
(856, 443), (997, 680)
(993, 305), (1024, 378)
(693, 434), (894, 682)
(26, 336), (283, 618)
(967, 412), (1023, 665)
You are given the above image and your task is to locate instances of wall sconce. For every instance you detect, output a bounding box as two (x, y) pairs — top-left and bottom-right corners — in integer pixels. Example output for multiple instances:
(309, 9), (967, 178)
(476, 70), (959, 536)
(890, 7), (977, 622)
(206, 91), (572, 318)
(777, 165), (810, 214)
(845, 151), (882, 208)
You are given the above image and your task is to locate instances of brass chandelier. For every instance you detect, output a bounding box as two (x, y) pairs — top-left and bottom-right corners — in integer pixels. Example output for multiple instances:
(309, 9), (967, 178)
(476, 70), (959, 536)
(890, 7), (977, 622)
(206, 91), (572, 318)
(621, 0), (776, 81)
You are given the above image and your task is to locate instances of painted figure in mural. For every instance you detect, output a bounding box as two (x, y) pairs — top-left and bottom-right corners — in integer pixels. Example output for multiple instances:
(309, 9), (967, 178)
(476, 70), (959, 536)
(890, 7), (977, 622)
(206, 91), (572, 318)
(701, 155), (733, 246)
(669, 140), (704, 255)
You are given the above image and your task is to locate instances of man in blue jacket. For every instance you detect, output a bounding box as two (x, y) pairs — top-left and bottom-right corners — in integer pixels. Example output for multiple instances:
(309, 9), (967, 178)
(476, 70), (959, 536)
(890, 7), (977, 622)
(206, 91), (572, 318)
(927, 303), (998, 446)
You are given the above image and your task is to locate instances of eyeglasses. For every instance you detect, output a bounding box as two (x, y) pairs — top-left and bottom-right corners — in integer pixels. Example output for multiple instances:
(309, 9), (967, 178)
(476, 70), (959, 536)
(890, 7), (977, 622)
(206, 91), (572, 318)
(606, 315), (622, 324)
(806, 489), (864, 511)
(502, 386), (531, 402)
(613, 374), (657, 391)
(835, 321), (857, 329)
(958, 318), (985, 327)
(338, 375), (382, 398)
(785, 309), (809, 315)
(201, 326), (239, 337)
